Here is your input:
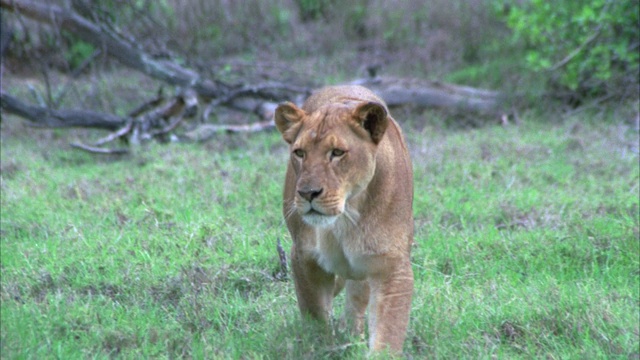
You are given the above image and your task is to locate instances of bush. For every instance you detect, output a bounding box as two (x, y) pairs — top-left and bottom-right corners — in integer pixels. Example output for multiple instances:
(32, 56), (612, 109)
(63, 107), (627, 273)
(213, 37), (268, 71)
(501, 0), (639, 100)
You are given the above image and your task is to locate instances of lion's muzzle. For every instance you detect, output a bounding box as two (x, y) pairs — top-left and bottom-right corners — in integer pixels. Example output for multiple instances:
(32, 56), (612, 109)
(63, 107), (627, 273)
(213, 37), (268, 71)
(295, 187), (343, 227)
(297, 187), (323, 202)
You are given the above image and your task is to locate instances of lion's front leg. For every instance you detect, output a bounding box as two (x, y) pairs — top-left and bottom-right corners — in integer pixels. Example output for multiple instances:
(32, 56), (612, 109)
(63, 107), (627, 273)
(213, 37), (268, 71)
(344, 279), (370, 339)
(367, 258), (414, 353)
(290, 243), (336, 323)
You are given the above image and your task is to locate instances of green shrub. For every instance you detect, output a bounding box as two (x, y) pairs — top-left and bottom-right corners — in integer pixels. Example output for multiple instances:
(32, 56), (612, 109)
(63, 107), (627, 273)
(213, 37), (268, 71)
(294, 0), (336, 22)
(501, 0), (639, 97)
(62, 36), (95, 70)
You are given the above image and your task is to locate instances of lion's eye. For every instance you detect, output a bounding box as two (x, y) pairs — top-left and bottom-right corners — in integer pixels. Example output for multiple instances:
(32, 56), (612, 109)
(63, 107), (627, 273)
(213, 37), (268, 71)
(331, 149), (345, 158)
(293, 149), (305, 158)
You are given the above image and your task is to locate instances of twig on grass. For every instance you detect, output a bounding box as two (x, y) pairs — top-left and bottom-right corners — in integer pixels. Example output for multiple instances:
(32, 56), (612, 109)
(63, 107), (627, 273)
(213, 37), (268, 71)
(182, 120), (275, 142)
(274, 237), (288, 281)
(321, 341), (365, 355)
(93, 120), (134, 146)
(70, 142), (129, 154)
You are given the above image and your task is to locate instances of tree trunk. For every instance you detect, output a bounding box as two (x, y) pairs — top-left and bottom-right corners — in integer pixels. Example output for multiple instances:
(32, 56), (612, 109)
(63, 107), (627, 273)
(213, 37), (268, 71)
(353, 77), (501, 112)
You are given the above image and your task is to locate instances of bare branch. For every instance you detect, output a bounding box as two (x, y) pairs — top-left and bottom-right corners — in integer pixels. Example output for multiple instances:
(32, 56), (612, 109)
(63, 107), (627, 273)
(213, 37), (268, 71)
(53, 49), (103, 108)
(0, 0), (312, 113)
(1, 0), (507, 154)
(549, 27), (602, 72)
(0, 0), (223, 95)
(70, 142), (129, 154)
(128, 89), (165, 117)
(149, 114), (186, 137)
(352, 77), (502, 112)
(182, 120), (276, 142)
(273, 238), (288, 281)
(1, 92), (127, 130)
(93, 120), (134, 146)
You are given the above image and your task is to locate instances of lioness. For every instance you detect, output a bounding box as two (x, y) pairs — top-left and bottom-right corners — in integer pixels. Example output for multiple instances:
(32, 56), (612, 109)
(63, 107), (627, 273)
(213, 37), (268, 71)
(274, 85), (414, 354)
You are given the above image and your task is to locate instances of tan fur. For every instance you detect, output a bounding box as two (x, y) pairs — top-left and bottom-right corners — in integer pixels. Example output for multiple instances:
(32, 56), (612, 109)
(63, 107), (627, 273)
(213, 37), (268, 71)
(274, 85), (414, 354)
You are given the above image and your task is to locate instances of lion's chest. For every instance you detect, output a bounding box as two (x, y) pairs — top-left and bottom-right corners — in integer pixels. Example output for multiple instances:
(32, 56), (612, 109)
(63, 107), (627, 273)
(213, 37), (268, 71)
(310, 227), (368, 280)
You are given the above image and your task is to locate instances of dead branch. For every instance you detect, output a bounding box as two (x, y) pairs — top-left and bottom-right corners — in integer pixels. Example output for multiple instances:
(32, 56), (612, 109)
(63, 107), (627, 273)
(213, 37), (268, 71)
(1, 0), (507, 154)
(273, 238), (288, 281)
(52, 49), (103, 108)
(0, 0), (214, 93)
(1, 91), (127, 130)
(352, 76), (502, 112)
(2, 0), (502, 116)
(70, 142), (129, 154)
(128, 89), (166, 117)
(1, 89), (278, 152)
(182, 120), (275, 142)
(94, 121), (133, 146)
(0, 0), (306, 112)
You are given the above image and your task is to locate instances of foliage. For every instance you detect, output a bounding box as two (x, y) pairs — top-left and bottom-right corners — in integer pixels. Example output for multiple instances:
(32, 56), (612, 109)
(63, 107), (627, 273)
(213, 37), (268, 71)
(61, 35), (95, 70)
(501, 0), (640, 96)
(293, 0), (336, 22)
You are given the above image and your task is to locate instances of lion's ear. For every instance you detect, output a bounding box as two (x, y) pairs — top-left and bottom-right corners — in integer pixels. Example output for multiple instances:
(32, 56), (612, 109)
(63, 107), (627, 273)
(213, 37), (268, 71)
(274, 102), (305, 144)
(354, 101), (388, 144)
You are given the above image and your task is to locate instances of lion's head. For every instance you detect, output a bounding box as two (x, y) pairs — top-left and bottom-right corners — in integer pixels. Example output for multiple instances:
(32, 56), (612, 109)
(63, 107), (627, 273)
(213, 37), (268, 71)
(275, 100), (389, 227)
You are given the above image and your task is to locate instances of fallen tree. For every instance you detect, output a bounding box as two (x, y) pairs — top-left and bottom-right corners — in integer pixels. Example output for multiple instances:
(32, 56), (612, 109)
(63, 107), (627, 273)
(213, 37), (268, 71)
(1, 0), (504, 153)
(353, 77), (501, 113)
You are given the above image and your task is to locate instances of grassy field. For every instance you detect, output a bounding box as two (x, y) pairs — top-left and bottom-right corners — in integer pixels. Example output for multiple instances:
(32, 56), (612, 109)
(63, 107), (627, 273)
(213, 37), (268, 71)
(1, 104), (638, 358)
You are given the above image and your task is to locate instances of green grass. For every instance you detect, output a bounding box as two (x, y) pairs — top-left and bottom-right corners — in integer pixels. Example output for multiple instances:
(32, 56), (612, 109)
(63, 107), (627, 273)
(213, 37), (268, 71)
(1, 109), (638, 358)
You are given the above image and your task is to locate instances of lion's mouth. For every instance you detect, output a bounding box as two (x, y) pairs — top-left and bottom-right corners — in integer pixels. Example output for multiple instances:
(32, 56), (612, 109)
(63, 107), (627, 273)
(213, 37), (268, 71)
(300, 207), (339, 227)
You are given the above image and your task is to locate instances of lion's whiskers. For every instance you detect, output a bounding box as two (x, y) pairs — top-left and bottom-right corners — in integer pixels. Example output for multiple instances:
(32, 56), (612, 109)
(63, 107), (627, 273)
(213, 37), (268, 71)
(342, 206), (360, 228)
(283, 200), (297, 222)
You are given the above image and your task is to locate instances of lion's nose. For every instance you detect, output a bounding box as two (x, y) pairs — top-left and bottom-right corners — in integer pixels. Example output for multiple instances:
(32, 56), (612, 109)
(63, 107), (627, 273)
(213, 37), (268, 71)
(298, 188), (323, 202)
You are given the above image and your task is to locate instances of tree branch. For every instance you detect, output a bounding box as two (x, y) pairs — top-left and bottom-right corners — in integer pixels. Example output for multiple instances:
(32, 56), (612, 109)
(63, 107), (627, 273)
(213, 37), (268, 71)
(70, 142), (129, 154)
(1, 91), (127, 130)
(2, 0), (309, 118)
(549, 27), (602, 72)
(0, 0), (224, 95)
(182, 120), (275, 142)
(1, 0), (506, 152)
(352, 77), (501, 112)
